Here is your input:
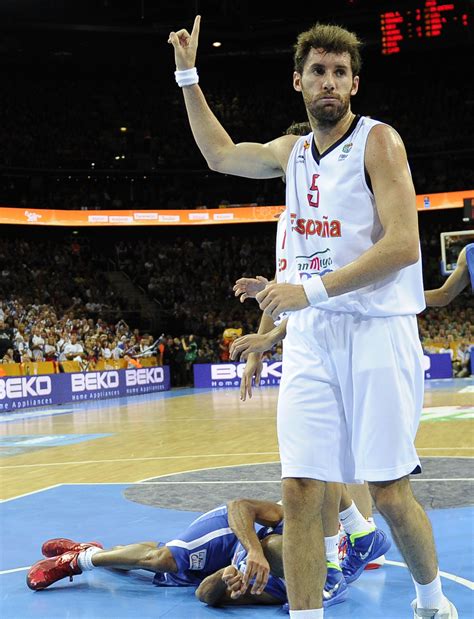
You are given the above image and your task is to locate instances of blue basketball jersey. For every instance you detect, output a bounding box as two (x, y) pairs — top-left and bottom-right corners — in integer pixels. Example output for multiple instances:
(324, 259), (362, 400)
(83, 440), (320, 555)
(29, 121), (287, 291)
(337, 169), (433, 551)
(466, 243), (474, 290)
(154, 505), (263, 587)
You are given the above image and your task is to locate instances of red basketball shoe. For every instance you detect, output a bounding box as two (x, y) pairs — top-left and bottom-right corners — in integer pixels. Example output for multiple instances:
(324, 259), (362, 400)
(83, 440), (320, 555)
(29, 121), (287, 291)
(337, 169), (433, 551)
(27, 551), (82, 590)
(42, 538), (103, 558)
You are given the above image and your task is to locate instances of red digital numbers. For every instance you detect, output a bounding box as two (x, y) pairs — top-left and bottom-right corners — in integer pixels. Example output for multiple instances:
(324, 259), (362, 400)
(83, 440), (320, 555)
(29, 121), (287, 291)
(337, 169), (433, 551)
(380, 1), (469, 55)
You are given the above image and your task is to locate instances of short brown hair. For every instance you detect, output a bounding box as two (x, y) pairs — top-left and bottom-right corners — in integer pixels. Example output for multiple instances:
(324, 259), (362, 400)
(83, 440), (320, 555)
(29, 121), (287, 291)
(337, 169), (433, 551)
(293, 23), (362, 76)
(284, 121), (312, 136)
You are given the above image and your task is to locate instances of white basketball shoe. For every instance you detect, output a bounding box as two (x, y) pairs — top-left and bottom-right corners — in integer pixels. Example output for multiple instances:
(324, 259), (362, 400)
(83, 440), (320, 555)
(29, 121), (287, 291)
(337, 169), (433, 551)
(411, 599), (458, 618)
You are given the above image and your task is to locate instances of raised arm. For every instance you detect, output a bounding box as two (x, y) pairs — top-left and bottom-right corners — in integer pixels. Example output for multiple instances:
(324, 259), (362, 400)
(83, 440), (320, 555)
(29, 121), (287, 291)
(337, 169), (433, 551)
(424, 247), (470, 307)
(167, 15), (295, 179)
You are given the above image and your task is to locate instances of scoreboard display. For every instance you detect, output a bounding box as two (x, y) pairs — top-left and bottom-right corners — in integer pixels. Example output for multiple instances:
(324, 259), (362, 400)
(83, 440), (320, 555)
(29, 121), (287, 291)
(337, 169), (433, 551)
(380, 0), (471, 55)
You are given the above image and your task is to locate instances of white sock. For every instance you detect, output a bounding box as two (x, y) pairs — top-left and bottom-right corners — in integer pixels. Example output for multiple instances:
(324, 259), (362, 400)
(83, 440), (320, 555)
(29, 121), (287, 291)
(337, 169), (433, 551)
(339, 501), (374, 537)
(413, 572), (446, 610)
(289, 610), (324, 618)
(324, 534), (339, 567)
(77, 547), (101, 571)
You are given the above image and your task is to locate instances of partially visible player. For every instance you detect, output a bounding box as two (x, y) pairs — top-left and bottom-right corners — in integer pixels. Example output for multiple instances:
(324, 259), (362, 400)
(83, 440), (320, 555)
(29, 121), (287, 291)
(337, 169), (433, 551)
(425, 243), (474, 306)
(196, 534), (287, 606)
(27, 501), (275, 592)
(196, 498), (387, 609)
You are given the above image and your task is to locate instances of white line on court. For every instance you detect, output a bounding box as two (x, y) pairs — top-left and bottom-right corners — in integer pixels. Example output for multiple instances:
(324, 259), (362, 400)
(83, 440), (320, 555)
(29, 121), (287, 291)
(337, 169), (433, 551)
(0, 566), (31, 575)
(10, 478), (471, 487)
(416, 448), (473, 451)
(2, 449), (474, 470)
(385, 560), (474, 590)
(0, 452), (281, 469)
(1, 457), (472, 500)
(0, 484), (63, 503)
(2, 562), (473, 591)
(138, 460), (281, 483)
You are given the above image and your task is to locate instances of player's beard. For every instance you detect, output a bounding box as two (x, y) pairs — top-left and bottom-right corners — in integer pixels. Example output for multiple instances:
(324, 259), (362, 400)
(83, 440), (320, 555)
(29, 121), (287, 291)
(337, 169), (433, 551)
(307, 94), (350, 128)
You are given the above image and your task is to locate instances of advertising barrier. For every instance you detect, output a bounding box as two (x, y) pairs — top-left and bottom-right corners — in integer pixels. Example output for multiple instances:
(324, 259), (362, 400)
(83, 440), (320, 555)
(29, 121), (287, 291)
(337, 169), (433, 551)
(0, 366), (170, 411)
(423, 353), (453, 380)
(193, 362), (282, 389)
(194, 356), (452, 390)
(0, 190), (471, 227)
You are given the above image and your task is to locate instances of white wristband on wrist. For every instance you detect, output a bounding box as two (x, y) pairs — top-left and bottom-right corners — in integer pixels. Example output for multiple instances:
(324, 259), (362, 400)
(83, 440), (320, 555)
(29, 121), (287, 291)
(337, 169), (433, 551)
(302, 275), (329, 306)
(175, 67), (199, 87)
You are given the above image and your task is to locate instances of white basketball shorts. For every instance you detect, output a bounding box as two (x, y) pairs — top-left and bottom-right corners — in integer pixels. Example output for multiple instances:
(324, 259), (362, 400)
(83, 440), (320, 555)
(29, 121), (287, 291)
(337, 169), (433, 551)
(277, 307), (424, 483)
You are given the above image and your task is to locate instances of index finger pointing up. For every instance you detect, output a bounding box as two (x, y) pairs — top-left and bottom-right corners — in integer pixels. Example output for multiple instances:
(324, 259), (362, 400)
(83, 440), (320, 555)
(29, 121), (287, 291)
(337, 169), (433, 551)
(191, 15), (201, 40)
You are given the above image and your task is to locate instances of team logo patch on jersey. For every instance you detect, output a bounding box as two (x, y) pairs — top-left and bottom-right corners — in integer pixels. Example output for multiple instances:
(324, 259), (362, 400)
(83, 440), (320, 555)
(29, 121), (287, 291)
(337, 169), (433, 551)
(338, 142), (353, 161)
(189, 550), (207, 570)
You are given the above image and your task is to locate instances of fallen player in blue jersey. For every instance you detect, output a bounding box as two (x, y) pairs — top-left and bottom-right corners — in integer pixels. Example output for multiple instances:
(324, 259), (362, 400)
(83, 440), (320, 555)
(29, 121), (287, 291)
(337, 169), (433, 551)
(27, 497), (389, 609)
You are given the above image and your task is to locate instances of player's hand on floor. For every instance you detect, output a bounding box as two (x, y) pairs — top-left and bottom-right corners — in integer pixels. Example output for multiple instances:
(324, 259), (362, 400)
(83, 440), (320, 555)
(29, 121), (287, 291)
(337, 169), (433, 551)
(233, 276), (269, 303)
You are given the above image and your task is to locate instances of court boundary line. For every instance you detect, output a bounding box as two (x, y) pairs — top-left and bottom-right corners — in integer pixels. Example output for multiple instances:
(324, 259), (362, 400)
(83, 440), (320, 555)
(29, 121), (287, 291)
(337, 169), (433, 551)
(19, 478), (472, 486)
(0, 484), (63, 503)
(2, 450), (472, 471)
(0, 452), (281, 469)
(2, 455), (473, 501)
(2, 557), (474, 592)
(385, 560), (474, 590)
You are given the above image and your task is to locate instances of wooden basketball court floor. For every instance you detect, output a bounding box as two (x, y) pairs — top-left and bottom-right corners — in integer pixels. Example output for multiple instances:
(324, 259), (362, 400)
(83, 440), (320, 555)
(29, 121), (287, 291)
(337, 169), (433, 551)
(1, 378), (473, 618)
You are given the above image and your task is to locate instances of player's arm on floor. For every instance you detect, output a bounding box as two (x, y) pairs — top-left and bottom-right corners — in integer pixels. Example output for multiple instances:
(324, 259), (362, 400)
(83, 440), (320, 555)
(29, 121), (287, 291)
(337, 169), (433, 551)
(168, 15), (296, 179)
(424, 247), (469, 306)
(195, 565), (280, 606)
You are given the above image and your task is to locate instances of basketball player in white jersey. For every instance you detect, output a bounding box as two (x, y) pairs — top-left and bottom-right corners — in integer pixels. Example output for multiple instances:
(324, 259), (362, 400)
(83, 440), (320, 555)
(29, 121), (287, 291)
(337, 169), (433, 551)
(168, 16), (457, 618)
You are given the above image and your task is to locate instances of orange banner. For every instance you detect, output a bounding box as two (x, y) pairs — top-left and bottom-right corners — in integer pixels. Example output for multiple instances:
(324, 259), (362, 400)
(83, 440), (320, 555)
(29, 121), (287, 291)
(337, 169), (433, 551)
(0, 191), (471, 226)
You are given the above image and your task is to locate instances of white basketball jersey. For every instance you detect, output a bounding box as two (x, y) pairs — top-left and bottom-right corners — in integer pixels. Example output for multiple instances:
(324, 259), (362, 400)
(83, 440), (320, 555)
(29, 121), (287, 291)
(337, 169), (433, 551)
(283, 115), (425, 316)
(275, 209), (287, 284)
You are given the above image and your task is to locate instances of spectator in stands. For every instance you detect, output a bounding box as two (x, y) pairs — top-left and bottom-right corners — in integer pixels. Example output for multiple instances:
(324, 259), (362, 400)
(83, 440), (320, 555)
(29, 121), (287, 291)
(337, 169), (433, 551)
(1, 348), (15, 364)
(99, 335), (112, 360)
(44, 335), (58, 361)
(169, 337), (187, 387)
(453, 342), (471, 378)
(111, 339), (123, 361)
(29, 326), (45, 361)
(181, 334), (198, 386)
(0, 319), (14, 359)
(63, 333), (86, 363)
(139, 334), (155, 357)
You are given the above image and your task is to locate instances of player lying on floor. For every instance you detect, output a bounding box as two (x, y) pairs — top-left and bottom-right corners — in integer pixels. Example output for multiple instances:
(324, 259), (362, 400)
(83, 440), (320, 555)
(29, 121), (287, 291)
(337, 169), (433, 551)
(27, 497), (389, 609)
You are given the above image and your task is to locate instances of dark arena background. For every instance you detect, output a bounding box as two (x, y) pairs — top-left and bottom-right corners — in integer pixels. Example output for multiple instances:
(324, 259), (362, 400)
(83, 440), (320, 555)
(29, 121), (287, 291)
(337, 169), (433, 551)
(0, 1), (473, 618)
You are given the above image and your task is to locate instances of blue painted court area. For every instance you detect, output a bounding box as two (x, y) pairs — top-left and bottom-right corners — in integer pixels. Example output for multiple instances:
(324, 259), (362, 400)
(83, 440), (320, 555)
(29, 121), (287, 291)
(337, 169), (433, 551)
(1, 484), (473, 619)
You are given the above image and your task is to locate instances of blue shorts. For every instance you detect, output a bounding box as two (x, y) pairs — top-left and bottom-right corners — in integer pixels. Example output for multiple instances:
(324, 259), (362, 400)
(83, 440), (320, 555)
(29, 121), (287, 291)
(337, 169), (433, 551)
(153, 505), (239, 587)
